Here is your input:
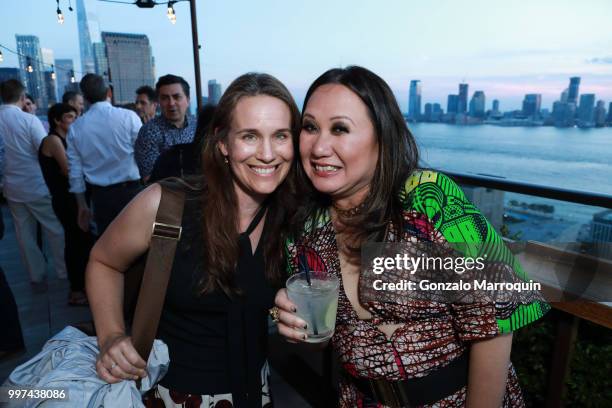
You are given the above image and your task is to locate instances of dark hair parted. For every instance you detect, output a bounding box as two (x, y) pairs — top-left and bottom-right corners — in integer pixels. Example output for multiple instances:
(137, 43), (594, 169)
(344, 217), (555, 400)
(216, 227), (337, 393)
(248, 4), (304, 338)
(155, 74), (190, 98)
(294, 65), (420, 248)
(199, 73), (300, 295)
(136, 85), (157, 102)
(47, 103), (77, 134)
(80, 73), (108, 104)
(62, 91), (81, 104)
(0, 79), (25, 104)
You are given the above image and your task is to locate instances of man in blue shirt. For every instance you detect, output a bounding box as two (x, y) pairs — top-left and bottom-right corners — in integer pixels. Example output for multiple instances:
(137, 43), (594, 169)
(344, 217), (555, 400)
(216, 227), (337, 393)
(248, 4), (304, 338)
(135, 75), (196, 182)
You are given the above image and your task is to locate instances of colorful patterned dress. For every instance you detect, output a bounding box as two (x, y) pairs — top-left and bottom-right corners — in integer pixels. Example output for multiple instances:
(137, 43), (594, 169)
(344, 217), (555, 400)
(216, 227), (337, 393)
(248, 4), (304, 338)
(286, 170), (549, 407)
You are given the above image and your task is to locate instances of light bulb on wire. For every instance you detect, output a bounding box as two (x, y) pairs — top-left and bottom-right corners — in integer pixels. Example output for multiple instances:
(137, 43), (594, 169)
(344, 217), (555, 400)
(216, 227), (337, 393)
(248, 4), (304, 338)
(51, 65), (56, 80)
(26, 57), (33, 73)
(70, 70), (76, 83)
(167, 1), (176, 24)
(0, 50), (4, 63)
(56, 1), (64, 24)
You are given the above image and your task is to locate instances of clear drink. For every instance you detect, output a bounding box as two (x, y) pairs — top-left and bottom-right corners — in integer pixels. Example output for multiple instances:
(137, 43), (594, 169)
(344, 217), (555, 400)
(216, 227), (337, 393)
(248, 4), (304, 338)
(286, 272), (339, 343)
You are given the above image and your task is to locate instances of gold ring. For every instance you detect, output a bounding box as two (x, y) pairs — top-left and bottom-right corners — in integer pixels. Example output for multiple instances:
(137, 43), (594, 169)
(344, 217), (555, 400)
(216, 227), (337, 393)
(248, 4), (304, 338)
(269, 306), (280, 323)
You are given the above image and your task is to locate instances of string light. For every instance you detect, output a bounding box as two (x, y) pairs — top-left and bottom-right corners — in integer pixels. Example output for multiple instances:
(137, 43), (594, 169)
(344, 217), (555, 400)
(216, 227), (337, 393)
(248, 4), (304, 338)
(57, 0), (64, 24)
(70, 70), (76, 83)
(26, 57), (34, 73)
(0, 50), (4, 63)
(51, 64), (56, 80)
(167, 1), (176, 24)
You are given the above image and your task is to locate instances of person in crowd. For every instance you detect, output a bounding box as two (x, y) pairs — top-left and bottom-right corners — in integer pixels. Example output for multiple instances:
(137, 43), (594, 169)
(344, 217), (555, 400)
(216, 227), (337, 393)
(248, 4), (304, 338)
(22, 94), (37, 115)
(149, 104), (215, 182)
(135, 74), (196, 182)
(135, 85), (158, 124)
(0, 79), (66, 288)
(0, 212), (26, 359)
(39, 103), (95, 306)
(66, 73), (142, 236)
(87, 72), (299, 407)
(273, 66), (549, 407)
(62, 91), (85, 116)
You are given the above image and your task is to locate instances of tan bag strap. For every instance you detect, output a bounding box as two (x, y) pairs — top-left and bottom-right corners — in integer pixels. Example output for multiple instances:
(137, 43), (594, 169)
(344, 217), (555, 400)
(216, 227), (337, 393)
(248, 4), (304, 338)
(131, 183), (185, 361)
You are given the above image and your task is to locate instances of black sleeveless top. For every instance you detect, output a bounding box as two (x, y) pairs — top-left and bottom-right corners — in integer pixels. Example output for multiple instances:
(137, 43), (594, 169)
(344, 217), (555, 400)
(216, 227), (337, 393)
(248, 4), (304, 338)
(156, 188), (276, 407)
(38, 133), (69, 199)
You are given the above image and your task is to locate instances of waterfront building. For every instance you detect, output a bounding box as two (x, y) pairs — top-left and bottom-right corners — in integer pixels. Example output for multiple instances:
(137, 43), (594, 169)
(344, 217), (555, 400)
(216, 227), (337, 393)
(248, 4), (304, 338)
(15, 35), (48, 110)
(607, 102), (612, 125)
(208, 79), (222, 105)
(522, 94), (542, 119)
(423, 103), (432, 121)
(408, 80), (422, 120)
(432, 103), (443, 122)
(577, 94), (595, 126)
(594, 100), (606, 127)
(552, 101), (576, 127)
(93, 42), (109, 78)
(102, 32), (155, 104)
(54, 59), (75, 98)
(469, 91), (486, 118)
(76, 0), (95, 73)
(0, 68), (21, 85)
(457, 83), (468, 113)
(567, 76), (581, 104)
(447, 94), (458, 114)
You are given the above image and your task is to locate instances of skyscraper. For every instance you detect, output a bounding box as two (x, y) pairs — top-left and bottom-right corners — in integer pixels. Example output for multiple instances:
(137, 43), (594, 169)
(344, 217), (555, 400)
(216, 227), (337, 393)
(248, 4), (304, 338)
(208, 80), (222, 105)
(607, 102), (612, 125)
(447, 94), (458, 114)
(469, 91), (485, 118)
(408, 80), (422, 120)
(567, 77), (580, 104)
(55, 58), (75, 98)
(522, 94), (542, 118)
(76, 0), (95, 74)
(41, 48), (57, 104)
(102, 32), (155, 104)
(577, 94), (595, 125)
(432, 103), (443, 122)
(423, 103), (432, 121)
(92, 42), (108, 78)
(492, 99), (500, 113)
(594, 100), (606, 127)
(15, 35), (48, 110)
(457, 83), (468, 114)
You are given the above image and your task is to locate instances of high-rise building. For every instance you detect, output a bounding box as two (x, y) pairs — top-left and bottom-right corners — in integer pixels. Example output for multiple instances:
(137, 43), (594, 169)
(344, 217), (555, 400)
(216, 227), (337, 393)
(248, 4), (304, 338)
(594, 100), (606, 127)
(447, 94), (458, 114)
(76, 0), (95, 74)
(577, 94), (595, 125)
(457, 83), (468, 113)
(55, 59), (75, 98)
(92, 42), (109, 78)
(607, 102), (612, 125)
(567, 77), (580, 104)
(492, 99), (500, 113)
(15, 35), (48, 110)
(102, 32), (155, 104)
(560, 89), (569, 103)
(469, 91), (485, 118)
(423, 103), (432, 121)
(408, 80), (422, 120)
(552, 101), (576, 127)
(522, 94), (542, 118)
(208, 80), (222, 105)
(0, 68), (22, 85)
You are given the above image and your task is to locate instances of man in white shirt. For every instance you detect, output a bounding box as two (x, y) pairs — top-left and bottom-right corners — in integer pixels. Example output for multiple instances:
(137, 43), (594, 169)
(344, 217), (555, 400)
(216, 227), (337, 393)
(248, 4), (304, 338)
(0, 79), (66, 284)
(66, 74), (143, 235)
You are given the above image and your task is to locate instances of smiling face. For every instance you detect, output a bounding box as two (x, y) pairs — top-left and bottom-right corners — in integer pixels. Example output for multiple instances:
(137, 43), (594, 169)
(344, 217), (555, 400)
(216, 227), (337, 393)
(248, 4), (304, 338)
(300, 84), (379, 205)
(219, 95), (294, 204)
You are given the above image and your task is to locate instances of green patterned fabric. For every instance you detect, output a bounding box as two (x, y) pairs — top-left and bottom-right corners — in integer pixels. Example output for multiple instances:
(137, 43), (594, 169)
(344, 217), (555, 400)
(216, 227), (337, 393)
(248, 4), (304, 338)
(401, 170), (550, 333)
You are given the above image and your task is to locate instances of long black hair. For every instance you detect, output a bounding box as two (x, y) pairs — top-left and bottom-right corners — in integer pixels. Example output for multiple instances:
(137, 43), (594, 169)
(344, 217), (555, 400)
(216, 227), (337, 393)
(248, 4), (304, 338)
(294, 66), (420, 248)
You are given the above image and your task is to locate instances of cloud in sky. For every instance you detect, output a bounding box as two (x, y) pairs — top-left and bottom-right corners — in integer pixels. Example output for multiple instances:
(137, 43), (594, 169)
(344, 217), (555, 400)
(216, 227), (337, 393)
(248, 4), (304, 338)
(587, 57), (612, 64)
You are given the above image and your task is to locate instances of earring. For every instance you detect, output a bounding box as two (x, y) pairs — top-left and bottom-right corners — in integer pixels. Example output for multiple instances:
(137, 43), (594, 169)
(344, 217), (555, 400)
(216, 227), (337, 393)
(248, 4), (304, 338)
(224, 156), (229, 164)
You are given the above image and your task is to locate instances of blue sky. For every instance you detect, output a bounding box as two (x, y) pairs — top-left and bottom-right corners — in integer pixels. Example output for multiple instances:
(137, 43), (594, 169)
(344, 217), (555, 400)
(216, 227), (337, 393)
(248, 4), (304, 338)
(2, 0), (612, 111)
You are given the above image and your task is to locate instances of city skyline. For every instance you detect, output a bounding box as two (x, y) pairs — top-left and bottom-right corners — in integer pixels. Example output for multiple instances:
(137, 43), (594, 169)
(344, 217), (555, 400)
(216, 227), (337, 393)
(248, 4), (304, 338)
(1, 0), (611, 111)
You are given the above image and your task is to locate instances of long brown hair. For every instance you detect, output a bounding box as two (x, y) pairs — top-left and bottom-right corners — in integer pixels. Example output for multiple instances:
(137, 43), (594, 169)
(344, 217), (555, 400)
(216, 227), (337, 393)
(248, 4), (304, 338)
(293, 66), (420, 250)
(200, 73), (300, 295)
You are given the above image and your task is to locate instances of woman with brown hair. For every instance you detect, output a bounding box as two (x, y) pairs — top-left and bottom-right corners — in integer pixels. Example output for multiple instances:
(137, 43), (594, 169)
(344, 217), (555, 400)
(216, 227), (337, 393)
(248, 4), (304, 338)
(86, 72), (300, 407)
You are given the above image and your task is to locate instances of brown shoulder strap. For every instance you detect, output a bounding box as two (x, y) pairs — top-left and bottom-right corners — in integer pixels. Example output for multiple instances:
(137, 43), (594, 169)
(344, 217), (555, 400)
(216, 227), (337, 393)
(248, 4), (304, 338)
(131, 183), (186, 361)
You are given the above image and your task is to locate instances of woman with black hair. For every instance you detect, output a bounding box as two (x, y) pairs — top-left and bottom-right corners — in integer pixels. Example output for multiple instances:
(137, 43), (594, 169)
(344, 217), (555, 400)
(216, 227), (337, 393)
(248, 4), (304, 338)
(39, 103), (95, 306)
(274, 66), (549, 407)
